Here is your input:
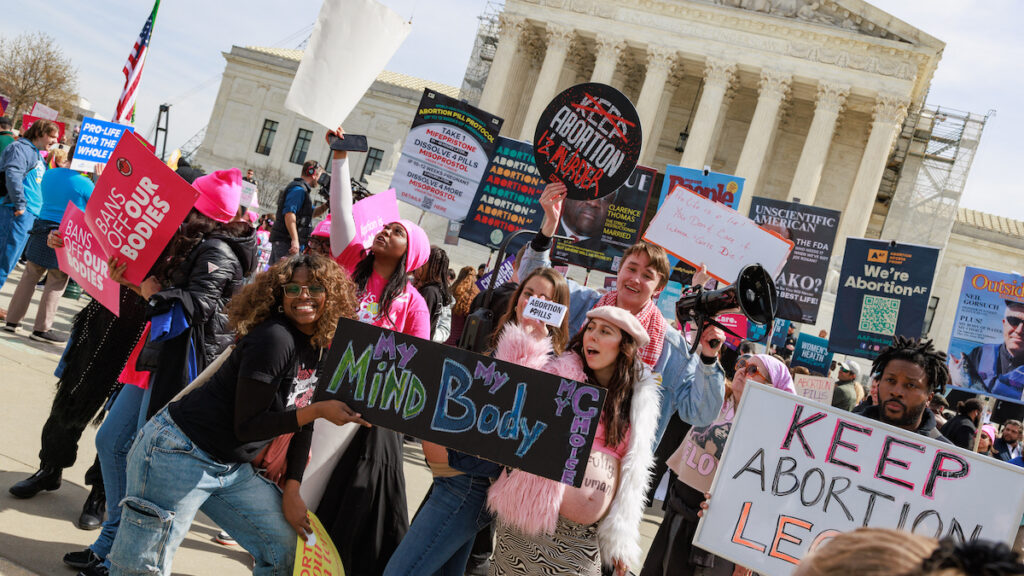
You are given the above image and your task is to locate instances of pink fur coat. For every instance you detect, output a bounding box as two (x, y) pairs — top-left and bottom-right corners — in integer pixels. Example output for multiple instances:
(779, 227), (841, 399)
(486, 323), (662, 569)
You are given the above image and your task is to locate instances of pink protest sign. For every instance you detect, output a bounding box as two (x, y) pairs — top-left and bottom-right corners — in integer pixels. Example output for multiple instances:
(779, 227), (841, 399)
(30, 101), (59, 120)
(22, 114), (66, 141)
(55, 203), (121, 316)
(85, 133), (199, 285)
(352, 188), (400, 250)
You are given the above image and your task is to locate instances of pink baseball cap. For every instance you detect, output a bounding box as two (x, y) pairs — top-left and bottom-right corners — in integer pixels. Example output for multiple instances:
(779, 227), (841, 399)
(312, 216), (331, 238)
(193, 168), (242, 223)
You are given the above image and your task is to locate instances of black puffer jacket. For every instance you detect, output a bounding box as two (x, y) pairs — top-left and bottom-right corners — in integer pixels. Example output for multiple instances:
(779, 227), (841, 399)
(145, 226), (257, 418)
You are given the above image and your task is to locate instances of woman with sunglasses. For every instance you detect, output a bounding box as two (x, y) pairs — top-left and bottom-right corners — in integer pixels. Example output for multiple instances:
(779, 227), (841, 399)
(298, 126), (433, 575)
(641, 353), (795, 576)
(107, 253), (369, 575)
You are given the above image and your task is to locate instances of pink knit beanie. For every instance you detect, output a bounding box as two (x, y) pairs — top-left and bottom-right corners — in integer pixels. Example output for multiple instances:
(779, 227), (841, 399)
(396, 219), (429, 273)
(193, 168), (242, 223)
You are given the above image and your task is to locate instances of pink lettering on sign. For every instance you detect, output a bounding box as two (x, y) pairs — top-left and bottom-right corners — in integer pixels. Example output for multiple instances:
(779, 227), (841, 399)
(352, 188), (400, 249)
(85, 133), (199, 285)
(55, 202), (121, 316)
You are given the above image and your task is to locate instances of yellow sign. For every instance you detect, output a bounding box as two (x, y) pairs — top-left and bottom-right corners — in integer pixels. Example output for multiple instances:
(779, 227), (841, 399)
(293, 511), (344, 576)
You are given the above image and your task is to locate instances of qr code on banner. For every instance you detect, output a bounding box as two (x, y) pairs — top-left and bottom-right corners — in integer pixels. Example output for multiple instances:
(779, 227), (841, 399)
(859, 294), (900, 336)
(420, 196), (434, 210)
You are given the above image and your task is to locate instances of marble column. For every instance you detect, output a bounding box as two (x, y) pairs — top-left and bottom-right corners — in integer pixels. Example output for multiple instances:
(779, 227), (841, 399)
(590, 37), (626, 84)
(478, 14), (526, 115)
(836, 93), (909, 251)
(786, 81), (849, 204)
(734, 69), (792, 216)
(679, 57), (736, 169)
(642, 67), (684, 166)
(634, 46), (677, 161)
(519, 24), (575, 141)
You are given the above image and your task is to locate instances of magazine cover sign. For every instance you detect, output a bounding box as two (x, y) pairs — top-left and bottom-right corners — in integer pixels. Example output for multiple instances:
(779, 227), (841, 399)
(533, 82), (641, 201)
(694, 382), (1024, 576)
(748, 197), (839, 324)
(391, 89), (503, 221)
(830, 239), (939, 360)
(317, 318), (607, 487)
(552, 165), (657, 273)
(946, 267), (1024, 402)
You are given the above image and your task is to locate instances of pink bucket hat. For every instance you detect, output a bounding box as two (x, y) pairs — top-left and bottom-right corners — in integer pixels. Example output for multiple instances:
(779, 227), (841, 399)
(193, 168), (242, 223)
(396, 218), (429, 273)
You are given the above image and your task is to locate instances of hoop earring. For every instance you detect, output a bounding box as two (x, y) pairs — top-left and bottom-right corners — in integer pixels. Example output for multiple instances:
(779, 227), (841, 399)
(278, 305), (284, 313)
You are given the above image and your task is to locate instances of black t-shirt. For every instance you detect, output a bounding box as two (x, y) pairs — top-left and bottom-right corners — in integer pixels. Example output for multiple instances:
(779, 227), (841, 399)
(170, 315), (320, 481)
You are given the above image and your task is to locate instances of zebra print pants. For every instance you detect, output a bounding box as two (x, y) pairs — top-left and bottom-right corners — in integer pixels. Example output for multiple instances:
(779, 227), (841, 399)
(490, 516), (601, 576)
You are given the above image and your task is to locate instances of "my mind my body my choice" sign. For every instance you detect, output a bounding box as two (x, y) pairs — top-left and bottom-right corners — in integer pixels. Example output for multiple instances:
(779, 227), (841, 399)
(317, 318), (607, 487)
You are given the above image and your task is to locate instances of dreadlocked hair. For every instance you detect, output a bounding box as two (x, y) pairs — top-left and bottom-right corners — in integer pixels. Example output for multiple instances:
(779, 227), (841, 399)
(351, 250), (409, 326)
(416, 245), (452, 306)
(567, 323), (642, 447)
(871, 336), (950, 395)
(915, 536), (1024, 575)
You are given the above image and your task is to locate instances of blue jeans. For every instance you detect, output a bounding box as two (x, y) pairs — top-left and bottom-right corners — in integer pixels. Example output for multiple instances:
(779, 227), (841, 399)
(0, 206), (35, 289)
(382, 474), (493, 576)
(90, 384), (146, 563)
(107, 410), (296, 576)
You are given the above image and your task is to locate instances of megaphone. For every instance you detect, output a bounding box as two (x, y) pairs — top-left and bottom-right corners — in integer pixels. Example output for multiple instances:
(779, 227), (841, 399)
(676, 263), (778, 354)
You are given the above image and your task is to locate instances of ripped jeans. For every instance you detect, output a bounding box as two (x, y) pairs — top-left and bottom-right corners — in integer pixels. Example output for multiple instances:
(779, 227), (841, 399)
(107, 410), (296, 576)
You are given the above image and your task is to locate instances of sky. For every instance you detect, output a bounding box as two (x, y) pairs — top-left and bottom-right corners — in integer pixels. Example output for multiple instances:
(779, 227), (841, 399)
(1, 0), (1020, 220)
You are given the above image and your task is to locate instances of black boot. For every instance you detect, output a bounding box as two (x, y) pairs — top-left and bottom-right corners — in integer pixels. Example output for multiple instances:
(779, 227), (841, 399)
(9, 466), (62, 498)
(78, 483), (105, 530)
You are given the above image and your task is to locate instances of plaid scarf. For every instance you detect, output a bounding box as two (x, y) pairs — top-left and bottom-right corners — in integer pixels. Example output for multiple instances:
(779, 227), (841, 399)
(594, 290), (666, 367)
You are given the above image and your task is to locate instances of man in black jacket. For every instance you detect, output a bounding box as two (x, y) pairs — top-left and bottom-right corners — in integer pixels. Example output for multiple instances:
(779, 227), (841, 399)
(269, 160), (327, 262)
(856, 336), (951, 443)
(939, 397), (984, 450)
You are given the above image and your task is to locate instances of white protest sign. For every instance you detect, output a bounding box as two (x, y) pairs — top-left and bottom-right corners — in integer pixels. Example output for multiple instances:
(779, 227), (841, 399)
(241, 181), (259, 210)
(284, 0), (411, 128)
(694, 382), (1024, 576)
(792, 374), (835, 404)
(644, 186), (794, 284)
(30, 101), (58, 120)
(522, 296), (567, 327)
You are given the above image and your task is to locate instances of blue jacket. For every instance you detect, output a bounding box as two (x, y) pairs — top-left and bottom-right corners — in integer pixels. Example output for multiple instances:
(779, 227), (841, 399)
(0, 137), (45, 214)
(519, 243), (726, 445)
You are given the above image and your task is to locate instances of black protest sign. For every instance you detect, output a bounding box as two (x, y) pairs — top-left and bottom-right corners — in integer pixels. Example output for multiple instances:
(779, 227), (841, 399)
(748, 197), (840, 324)
(459, 137), (546, 252)
(533, 82), (641, 201)
(552, 165), (657, 273)
(317, 318), (607, 487)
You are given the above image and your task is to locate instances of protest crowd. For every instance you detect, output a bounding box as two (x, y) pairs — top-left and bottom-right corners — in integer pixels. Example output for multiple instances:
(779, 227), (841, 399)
(2, 4), (1024, 576)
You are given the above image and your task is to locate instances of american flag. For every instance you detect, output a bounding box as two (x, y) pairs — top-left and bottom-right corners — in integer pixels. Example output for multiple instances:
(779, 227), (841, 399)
(114, 0), (161, 125)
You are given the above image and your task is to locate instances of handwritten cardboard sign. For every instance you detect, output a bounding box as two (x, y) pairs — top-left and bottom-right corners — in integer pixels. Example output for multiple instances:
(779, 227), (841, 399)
(55, 203), (121, 315)
(643, 186), (793, 285)
(71, 117), (134, 172)
(85, 133), (199, 285)
(30, 101), (58, 120)
(792, 374), (835, 404)
(352, 188), (400, 250)
(317, 318), (607, 487)
(292, 511), (341, 576)
(522, 296), (567, 327)
(694, 382), (1024, 575)
(240, 180), (259, 210)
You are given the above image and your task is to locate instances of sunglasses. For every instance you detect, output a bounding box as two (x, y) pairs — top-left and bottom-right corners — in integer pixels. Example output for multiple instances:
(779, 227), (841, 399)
(735, 355), (768, 382)
(1006, 316), (1024, 329)
(283, 283), (326, 297)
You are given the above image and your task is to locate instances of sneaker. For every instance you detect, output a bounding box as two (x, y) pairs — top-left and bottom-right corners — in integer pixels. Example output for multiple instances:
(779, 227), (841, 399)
(30, 330), (68, 344)
(3, 322), (18, 333)
(214, 530), (237, 546)
(78, 564), (109, 576)
(63, 548), (102, 569)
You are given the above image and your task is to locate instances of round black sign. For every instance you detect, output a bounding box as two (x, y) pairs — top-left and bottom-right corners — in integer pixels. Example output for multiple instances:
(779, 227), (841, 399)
(532, 82), (642, 201)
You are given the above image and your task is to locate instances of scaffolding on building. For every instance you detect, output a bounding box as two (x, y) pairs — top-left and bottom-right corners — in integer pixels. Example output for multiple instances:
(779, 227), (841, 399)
(459, 0), (504, 105)
(875, 105), (992, 250)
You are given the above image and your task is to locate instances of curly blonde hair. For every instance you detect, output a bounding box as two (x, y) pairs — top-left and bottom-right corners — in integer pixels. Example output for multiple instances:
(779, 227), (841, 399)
(227, 253), (356, 348)
(451, 266), (479, 316)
